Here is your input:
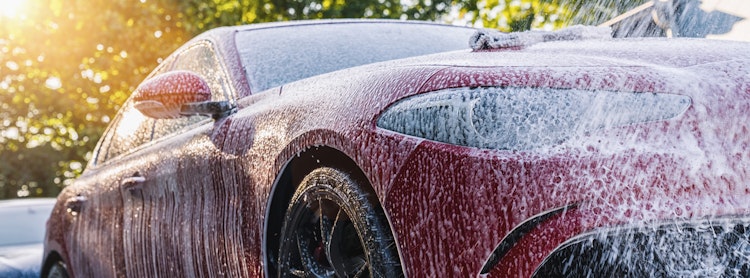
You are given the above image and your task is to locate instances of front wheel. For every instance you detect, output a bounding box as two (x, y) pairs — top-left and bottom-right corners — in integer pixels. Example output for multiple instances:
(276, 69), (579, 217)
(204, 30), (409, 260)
(46, 261), (70, 278)
(277, 167), (402, 278)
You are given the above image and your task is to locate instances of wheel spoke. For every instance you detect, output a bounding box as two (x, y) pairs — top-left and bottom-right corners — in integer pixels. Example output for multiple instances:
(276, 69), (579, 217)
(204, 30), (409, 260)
(290, 268), (306, 277)
(353, 260), (368, 278)
(319, 199), (332, 245)
(323, 207), (342, 270)
(296, 222), (334, 277)
(318, 198), (323, 220)
(324, 207), (342, 252)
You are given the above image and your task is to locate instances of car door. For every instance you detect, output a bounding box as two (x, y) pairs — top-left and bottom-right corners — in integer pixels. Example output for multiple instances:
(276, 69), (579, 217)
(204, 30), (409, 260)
(63, 94), (159, 277)
(119, 40), (246, 276)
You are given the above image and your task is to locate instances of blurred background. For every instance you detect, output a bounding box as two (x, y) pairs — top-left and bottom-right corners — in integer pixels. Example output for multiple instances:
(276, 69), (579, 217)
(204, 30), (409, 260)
(0, 0), (746, 200)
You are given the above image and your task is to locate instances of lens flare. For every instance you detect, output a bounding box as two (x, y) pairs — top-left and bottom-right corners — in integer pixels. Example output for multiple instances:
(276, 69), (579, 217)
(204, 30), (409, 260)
(0, 0), (27, 18)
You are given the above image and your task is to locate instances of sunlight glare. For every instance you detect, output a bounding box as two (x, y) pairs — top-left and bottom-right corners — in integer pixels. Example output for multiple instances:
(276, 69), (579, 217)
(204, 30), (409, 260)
(115, 108), (148, 140)
(0, 0), (27, 18)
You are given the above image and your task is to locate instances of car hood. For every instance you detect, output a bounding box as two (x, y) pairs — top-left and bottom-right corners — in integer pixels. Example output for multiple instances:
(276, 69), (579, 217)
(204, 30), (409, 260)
(0, 243), (44, 278)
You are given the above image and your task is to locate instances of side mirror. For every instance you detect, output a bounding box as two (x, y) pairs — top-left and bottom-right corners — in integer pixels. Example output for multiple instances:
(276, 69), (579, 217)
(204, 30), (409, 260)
(133, 71), (212, 119)
(133, 71), (236, 119)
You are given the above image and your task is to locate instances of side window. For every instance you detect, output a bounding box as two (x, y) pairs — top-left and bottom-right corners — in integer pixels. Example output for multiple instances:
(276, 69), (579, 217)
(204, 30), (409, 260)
(101, 106), (155, 161)
(152, 41), (232, 141)
(92, 53), (176, 165)
(92, 41), (232, 165)
(172, 41), (231, 101)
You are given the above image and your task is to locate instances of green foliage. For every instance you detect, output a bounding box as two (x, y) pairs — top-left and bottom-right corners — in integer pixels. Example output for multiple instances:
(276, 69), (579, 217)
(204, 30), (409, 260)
(1, 0), (188, 198)
(446, 0), (647, 32)
(0, 0), (646, 199)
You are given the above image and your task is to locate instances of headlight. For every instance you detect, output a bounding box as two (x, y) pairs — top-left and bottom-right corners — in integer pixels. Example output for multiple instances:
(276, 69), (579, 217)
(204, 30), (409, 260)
(377, 87), (691, 150)
(533, 218), (750, 277)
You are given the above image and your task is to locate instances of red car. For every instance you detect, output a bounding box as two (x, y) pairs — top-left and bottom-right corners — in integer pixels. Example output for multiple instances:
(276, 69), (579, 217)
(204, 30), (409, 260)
(43, 20), (750, 277)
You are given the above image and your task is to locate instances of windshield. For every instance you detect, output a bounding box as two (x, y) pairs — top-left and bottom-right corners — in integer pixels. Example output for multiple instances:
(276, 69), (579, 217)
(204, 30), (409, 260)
(236, 22), (475, 92)
(0, 202), (54, 246)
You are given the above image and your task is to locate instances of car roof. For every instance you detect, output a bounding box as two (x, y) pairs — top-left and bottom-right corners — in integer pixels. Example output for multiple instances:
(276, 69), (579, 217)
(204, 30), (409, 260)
(206, 20), (749, 68)
(174, 20), (749, 99)
(231, 18), (472, 32)
(188, 19), (750, 68)
(191, 19), (474, 48)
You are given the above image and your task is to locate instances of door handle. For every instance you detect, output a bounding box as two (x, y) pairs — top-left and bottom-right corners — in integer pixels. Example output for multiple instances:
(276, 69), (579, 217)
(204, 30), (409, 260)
(65, 194), (87, 215)
(121, 172), (146, 192)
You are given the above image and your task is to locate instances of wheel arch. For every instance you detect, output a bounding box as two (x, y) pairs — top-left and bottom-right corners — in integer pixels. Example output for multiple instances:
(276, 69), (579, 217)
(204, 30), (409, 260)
(263, 145), (379, 277)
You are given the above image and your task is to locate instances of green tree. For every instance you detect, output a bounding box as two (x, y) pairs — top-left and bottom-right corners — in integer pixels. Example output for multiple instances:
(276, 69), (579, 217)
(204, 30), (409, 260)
(0, 0), (646, 199)
(171, 0), (648, 33)
(0, 0), (189, 198)
(446, 0), (647, 31)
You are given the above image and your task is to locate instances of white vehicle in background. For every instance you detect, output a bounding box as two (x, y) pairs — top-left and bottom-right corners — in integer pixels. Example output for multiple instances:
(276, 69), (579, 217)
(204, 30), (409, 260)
(0, 198), (56, 278)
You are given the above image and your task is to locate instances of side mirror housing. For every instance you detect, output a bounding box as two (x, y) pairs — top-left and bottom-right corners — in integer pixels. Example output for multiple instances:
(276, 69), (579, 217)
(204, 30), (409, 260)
(133, 71), (238, 120)
(133, 71), (212, 119)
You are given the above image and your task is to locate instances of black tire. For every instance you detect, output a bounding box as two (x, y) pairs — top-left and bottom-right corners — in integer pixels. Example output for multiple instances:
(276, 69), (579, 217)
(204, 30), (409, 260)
(277, 167), (402, 278)
(46, 261), (69, 278)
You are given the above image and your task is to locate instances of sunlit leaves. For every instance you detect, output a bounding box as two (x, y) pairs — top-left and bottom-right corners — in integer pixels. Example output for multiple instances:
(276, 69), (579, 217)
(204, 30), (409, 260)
(0, 0), (188, 198)
(448, 0), (647, 31)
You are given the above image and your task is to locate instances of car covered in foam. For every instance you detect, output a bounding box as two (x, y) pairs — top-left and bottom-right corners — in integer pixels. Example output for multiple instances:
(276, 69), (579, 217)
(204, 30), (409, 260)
(43, 19), (750, 277)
